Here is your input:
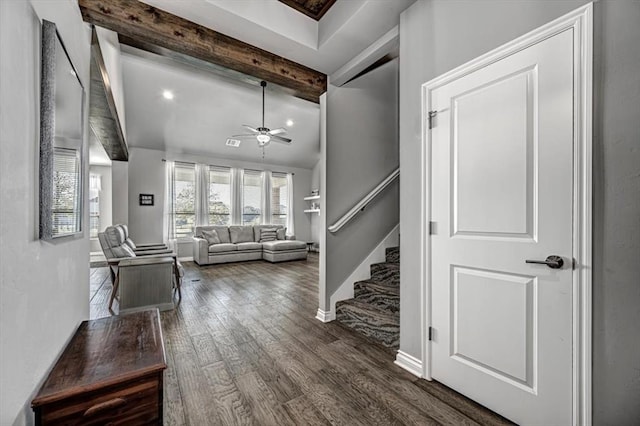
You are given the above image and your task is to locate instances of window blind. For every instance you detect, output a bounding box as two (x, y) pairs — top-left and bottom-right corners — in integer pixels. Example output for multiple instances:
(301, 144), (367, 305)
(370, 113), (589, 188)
(173, 163), (196, 238)
(52, 148), (80, 236)
(270, 172), (288, 227)
(208, 166), (232, 225)
(242, 170), (263, 225)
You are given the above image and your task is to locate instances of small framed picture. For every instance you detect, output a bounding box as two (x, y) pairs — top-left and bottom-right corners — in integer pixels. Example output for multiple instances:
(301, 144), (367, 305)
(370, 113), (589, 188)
(139, 194), (154, 206)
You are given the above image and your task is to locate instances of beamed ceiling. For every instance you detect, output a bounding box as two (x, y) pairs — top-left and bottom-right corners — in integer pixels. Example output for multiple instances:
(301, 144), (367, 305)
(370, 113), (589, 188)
(278, 0), (337, 21)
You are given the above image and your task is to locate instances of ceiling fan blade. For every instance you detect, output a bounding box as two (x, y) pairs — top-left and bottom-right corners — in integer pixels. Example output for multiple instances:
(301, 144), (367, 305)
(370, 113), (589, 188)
(242, 125), (259, 133)
(231, 134), (258, 138)
(268, 127), (287, 135)
(270, 135), (292, 144)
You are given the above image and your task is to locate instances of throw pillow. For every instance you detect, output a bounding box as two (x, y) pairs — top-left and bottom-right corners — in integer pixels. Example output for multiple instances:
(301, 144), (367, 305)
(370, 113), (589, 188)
(229, 226), (254, 243)
(202, 230), (221, 245)
(260, 228), (278, 242)
(276, 227), (287, 240)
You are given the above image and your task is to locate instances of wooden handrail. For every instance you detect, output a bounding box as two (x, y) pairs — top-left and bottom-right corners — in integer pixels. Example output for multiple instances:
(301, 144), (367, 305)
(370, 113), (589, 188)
(328, 168), (399, 233)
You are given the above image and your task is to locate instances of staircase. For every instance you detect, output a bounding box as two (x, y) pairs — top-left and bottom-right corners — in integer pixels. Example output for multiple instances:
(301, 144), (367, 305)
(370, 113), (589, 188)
(335, 246), (400, 348)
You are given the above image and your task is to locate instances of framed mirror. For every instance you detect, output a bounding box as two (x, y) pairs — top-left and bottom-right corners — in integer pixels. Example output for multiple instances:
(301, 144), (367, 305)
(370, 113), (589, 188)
(39, 20), (85, 240)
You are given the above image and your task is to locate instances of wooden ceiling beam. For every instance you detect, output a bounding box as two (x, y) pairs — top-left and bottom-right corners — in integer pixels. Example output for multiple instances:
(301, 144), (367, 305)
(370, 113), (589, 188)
(78, 0), (326, 103)
(90, 28), (128, 161)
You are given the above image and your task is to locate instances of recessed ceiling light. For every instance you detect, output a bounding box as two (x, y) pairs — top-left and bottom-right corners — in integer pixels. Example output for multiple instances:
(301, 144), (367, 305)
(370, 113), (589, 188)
(162, 90), (174, 100)
(286, 119), (294, 127)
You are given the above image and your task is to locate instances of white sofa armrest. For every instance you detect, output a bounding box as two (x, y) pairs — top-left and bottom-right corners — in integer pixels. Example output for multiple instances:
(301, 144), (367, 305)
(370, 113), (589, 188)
(193, 237), (209, 265)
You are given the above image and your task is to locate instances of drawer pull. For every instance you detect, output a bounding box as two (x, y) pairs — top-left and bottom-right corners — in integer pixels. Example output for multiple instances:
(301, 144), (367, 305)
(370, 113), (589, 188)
(83, 397), (127, 416)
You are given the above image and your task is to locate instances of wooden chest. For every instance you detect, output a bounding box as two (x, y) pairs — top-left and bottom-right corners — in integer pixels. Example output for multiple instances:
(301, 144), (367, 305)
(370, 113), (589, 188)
(32, 310), (167, 425)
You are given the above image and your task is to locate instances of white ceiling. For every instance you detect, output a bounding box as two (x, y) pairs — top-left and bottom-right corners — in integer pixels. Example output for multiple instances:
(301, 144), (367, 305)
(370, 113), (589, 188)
(140, 0), (416, 74)
(121, 50), (321, 168)
(109, 0), (414, 169)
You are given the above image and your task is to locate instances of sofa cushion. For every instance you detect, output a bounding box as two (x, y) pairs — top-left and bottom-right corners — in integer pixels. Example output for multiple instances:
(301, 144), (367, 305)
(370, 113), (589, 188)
(261, 240), (306, 251)
(229, 226), (254, 243)
(236, 242), (262, 251)
(259, 228), (278, 242)
(196, 226), (231, 243)
(276, 228), (287, 240)
(209, 243), (237, 253)
(202, 230), (221, 245)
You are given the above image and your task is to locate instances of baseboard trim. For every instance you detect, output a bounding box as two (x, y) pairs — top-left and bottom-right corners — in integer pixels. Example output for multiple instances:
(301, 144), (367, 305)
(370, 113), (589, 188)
(394, 350), (423, 378)
(178, 256), (194, 262)
(315, 308), (335, 323)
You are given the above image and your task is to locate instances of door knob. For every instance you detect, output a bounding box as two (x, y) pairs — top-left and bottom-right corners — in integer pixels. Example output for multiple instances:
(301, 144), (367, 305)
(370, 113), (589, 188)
(525, 255), (564, 269)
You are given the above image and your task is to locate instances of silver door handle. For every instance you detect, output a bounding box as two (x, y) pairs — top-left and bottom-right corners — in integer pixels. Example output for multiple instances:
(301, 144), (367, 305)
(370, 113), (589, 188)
(525, 255), (564, 269)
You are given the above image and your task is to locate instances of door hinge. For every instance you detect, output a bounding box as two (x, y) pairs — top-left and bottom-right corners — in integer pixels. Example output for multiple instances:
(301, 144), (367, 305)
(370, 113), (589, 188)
(428, 326), (434, 341)
(428, 111), (438, 129)
(429, 221), (436, 235)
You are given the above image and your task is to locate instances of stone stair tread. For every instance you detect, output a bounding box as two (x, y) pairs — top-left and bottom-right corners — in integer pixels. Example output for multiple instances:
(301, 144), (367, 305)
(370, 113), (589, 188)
(370, 261), (400, 269)
(336, 299), (399, 322)
(369, 262), (400, 285)
(354, 279), (399, 296)
(385, 246), (400, 263)
(335, 299), (399, 348)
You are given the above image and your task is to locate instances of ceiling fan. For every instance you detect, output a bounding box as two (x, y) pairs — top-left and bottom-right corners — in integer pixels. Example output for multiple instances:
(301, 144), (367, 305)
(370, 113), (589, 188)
(230, 81), (292, 147)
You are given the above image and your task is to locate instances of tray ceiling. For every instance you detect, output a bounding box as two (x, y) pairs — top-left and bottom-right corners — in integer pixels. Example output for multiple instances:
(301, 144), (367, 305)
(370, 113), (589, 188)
(278, 0), (337, 20)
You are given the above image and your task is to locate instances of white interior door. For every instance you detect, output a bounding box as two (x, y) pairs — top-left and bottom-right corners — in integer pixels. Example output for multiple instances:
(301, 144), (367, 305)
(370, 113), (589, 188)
(429, 28), (574, 425)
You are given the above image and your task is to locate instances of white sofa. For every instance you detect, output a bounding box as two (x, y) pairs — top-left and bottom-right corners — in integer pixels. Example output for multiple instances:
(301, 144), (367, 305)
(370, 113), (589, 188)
(193, 225), (307, 265)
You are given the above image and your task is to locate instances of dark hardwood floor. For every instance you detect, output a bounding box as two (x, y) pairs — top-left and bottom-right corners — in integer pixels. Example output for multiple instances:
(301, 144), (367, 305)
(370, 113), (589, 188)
(90, 254), (513, 426)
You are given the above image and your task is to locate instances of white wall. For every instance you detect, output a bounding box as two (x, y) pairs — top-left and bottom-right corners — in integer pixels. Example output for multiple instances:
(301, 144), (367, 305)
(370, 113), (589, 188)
(89, 165), (113, 252)
(124, 147), (314, 257)
(111, 160), (129, 225)
(324, 59), (399, 310)
(0, 1), (90, 424)
(399, 1), (640, 424)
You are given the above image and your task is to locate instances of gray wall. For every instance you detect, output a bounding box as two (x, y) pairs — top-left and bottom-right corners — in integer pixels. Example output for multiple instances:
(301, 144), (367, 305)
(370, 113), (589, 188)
(111, 160), (129, 225)
(0, 0), (91, 424)
(324, 58), (399, 309)
(123, 147), (314, 255)
(399, 1), (640, 424)
(89, 165), (113, 252)
(310, 159), (321, 248)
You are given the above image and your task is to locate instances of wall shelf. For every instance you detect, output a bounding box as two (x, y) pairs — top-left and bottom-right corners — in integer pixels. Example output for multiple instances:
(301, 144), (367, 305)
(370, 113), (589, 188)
(304, 192), (320, 214)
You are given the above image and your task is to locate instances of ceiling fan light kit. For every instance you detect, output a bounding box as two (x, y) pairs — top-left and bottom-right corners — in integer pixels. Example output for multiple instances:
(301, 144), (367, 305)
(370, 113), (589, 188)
(229, 81), (292, 148)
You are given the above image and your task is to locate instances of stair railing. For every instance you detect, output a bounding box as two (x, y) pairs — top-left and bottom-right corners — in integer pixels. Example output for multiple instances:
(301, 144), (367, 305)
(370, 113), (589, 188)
(328, 167), (399, 233)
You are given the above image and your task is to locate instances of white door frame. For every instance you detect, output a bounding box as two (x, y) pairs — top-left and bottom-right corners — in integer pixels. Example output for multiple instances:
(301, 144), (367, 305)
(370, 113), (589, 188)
(419, 4), (593, 425)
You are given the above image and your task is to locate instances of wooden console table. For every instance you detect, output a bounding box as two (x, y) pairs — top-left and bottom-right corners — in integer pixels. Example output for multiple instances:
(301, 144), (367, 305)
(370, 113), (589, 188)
(32, 310), (167, 425)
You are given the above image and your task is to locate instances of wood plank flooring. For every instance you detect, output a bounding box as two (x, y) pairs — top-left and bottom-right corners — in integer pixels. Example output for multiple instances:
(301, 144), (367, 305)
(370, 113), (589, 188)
(90, 254), (513, 426)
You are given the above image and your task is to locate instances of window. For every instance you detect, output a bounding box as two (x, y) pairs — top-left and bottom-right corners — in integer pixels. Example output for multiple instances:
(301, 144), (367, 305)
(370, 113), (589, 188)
(270, 173), (288, 226)
(208, 167), (231, 225)
(89, 174), (100, 238)
(166, 163), (294, 234)
(242, 170), (263, 225)
(52, 148), (81, 236)
(173, 163), (196, 239)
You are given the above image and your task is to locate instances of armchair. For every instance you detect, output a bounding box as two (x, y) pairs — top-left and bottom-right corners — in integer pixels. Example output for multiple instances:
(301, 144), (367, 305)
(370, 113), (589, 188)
(98, 225), (184, 311)
(115, 224), (169, 253)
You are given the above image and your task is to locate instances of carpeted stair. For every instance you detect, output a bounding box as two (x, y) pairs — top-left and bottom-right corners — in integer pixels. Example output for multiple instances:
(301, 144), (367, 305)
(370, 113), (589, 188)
(335, 246), (400, 348)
